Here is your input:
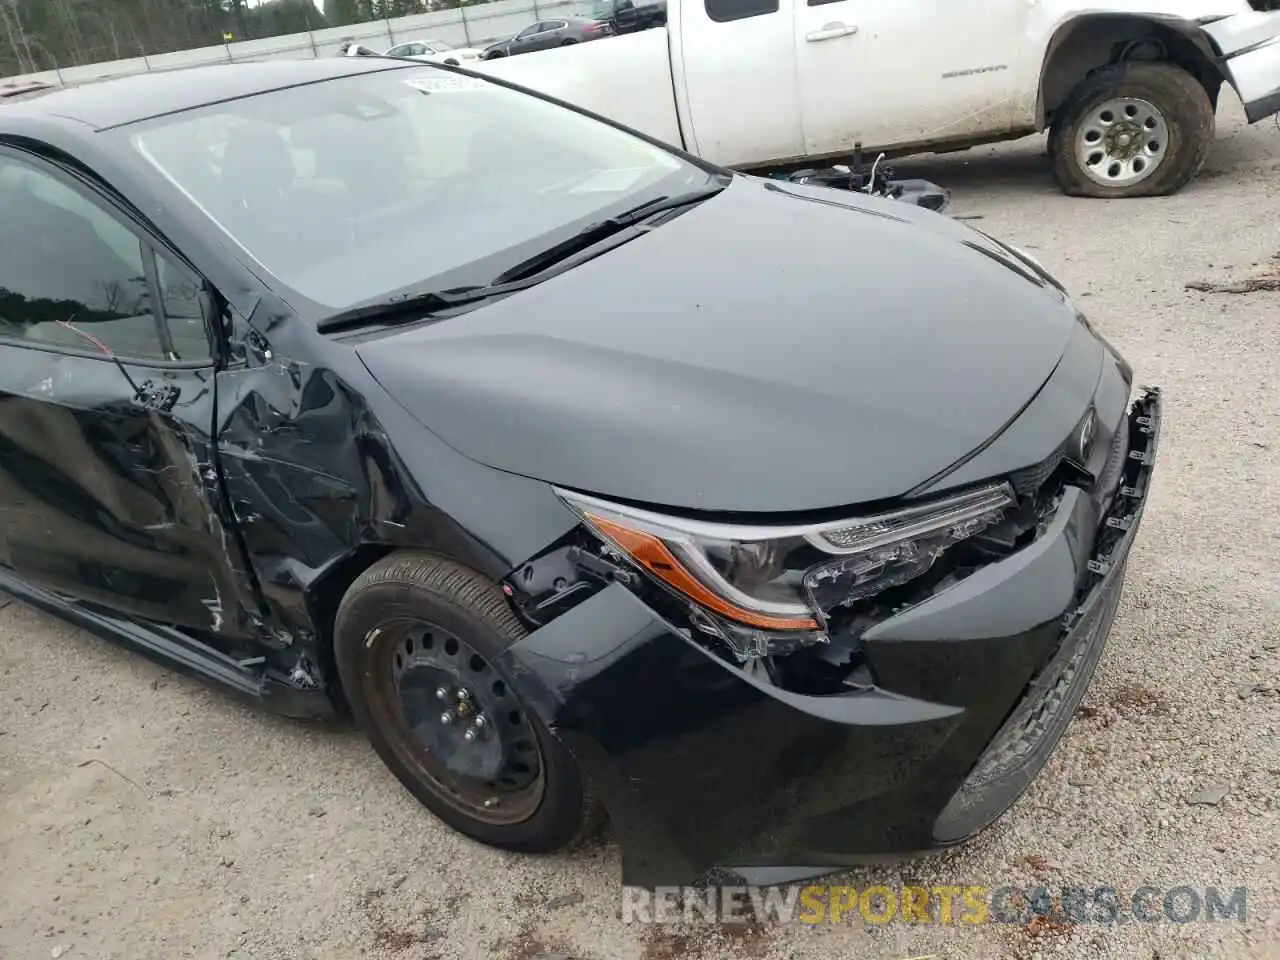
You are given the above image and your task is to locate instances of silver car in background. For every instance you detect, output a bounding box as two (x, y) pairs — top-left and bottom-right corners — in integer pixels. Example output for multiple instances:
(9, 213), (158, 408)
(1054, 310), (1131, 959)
(385, 38), (486, 65)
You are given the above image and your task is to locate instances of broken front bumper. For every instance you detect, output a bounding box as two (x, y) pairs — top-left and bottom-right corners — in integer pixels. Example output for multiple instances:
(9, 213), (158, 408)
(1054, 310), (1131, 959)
(500, 390), (1162, 888)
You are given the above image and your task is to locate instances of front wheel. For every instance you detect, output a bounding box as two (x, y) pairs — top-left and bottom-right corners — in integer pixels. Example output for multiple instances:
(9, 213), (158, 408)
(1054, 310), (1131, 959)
(333, 552), (602, 853)
(1048, 62), (1214, 198)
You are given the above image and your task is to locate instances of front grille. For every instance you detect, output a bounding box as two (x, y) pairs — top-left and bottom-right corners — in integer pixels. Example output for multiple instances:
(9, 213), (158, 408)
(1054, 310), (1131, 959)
(1008, 416), (1128, 503)
(1008, 441), (1070, 499)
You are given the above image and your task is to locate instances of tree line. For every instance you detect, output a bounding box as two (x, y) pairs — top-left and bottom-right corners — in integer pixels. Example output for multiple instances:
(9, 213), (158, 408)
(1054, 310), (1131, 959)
(0, 0), (479, 78)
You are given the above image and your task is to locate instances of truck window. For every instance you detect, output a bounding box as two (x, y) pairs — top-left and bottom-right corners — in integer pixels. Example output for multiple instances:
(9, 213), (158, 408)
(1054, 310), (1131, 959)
(705, 0), (777, 21)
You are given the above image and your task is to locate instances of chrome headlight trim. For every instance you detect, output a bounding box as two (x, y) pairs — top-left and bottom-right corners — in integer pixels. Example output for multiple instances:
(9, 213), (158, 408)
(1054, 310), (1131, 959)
(557, 482), (1016, 557)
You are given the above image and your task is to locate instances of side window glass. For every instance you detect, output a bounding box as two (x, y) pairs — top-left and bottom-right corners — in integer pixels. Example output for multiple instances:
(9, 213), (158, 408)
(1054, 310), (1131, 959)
(155, 254), (212, 362)
(705, 0), (777, 21)
(0, 157), (159, 360)
(0, 156), (209, 363)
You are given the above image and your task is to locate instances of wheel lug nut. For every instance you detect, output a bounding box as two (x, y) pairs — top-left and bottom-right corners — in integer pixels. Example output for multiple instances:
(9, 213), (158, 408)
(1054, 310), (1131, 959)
(463, 728), (477, 742)
(473, 715), (486, 729)
(436, 686), (449, 700)
(440, 711), (453, 725)
(457, 688), (472, 701)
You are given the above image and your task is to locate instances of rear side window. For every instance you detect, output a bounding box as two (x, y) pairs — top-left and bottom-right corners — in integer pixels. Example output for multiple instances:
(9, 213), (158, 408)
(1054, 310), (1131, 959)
(0, 156), (210, 363)
(706, 0), (777, 21)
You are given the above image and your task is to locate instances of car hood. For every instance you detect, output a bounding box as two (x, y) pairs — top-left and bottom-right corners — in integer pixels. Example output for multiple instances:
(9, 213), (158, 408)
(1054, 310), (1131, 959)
(357, 175), (1086, 514)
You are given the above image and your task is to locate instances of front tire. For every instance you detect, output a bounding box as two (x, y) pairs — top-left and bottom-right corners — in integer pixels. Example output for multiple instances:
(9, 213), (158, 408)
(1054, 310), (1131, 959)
(334, 552), (601, 853)
(1048, 61), (1214, 198)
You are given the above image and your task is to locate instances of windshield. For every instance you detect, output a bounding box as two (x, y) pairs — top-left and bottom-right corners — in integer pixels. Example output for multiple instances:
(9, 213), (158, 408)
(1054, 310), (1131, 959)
(424, 39), (453, 52)
(126, 66), (707, 312)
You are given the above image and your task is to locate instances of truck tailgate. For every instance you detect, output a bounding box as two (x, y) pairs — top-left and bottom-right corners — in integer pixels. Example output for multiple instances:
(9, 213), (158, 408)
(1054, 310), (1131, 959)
(471, 30), (684, 148)
(1204, 10), (1280, 122)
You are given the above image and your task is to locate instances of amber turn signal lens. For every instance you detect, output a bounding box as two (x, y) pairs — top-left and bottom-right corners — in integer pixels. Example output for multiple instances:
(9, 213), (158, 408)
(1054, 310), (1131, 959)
(585, 513), (820, 631)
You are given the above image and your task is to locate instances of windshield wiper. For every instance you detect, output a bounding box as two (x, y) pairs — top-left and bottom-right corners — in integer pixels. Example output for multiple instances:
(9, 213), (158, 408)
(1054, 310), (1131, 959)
(317, 269), (587, 333)
(489, 180), (729, 285)
(317, 179), (729, 334)
(316, 285), (501, 333)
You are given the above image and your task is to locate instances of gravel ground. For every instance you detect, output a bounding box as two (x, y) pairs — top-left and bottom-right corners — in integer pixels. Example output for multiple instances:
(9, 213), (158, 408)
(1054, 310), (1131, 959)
(2, 96), (1279, 960)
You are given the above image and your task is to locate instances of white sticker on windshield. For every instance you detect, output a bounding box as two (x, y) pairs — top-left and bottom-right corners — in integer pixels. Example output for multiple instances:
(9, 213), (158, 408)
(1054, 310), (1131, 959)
(404, 75), (490, 94)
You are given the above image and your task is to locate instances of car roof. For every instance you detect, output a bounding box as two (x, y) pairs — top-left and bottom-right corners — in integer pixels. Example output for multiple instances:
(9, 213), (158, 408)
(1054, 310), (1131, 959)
(0, 58), (418, 132)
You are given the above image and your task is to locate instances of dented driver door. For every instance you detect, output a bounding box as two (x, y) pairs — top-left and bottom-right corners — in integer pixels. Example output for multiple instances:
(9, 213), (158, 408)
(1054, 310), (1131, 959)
(0, 147), (259, 644)
(793, 0), (1028, 158)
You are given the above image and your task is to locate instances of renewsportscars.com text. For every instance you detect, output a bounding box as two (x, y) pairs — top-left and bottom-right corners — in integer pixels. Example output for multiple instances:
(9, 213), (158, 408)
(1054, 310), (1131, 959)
(622, 884), (1248, 926)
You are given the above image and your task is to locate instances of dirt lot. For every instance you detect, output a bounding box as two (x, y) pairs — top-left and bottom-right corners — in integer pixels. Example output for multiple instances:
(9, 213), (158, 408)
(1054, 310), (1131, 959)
(3, 98), (1279, 960)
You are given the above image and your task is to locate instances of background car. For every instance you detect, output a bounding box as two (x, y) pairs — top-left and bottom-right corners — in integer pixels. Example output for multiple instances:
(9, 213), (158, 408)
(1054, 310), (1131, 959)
(481, 17), (614, 58)
(338, 40), (380, 57)
(385, 38), (486, 66)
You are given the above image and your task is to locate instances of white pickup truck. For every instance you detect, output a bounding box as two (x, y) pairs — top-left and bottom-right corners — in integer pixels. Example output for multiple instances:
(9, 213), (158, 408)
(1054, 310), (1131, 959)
(474, 0), (1280, 197)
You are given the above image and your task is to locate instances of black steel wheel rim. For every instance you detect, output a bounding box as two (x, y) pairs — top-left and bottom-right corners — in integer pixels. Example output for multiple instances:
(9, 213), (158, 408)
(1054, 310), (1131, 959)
(368, 618), (545, 826)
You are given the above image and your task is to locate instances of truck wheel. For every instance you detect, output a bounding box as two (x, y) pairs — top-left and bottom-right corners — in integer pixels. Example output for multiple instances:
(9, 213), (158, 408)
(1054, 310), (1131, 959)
(1048, 62), (1213, 198)
(333, 551), (603, 853)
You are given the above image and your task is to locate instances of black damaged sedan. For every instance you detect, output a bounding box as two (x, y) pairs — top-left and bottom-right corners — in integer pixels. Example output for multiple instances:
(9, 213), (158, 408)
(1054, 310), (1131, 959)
(0, 58), (1159, 887)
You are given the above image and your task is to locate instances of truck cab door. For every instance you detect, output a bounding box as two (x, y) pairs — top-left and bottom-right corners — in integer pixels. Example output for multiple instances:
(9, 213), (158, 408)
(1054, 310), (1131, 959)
(793, 0), (1028, 158)
(614, 0), (639, 31)
(0, 147), (261, 649)
(677, 0), (804, 167)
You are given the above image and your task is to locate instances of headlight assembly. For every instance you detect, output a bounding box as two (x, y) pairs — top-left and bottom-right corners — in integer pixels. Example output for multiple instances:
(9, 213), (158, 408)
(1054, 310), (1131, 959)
(557, 483), (1015, 657)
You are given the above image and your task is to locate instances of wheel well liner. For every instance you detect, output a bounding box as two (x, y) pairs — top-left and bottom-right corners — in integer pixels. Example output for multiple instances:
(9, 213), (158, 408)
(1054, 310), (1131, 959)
(304, 543), (396, 710)
(1037, 14), (1226, 129)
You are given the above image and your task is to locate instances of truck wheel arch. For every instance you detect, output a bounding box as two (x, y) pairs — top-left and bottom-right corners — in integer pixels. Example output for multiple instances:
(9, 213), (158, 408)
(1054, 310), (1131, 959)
(1036, 14), (1226, 131)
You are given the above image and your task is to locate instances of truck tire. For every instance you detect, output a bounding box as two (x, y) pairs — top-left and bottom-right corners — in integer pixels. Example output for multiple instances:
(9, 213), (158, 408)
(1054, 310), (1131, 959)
(334, 551), (603, 853)
(1048, 61), (1214, 199)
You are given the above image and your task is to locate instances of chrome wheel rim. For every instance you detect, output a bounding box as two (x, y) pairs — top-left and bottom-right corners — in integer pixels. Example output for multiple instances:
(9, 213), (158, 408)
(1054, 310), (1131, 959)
(1075, 97), (1169, 188)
